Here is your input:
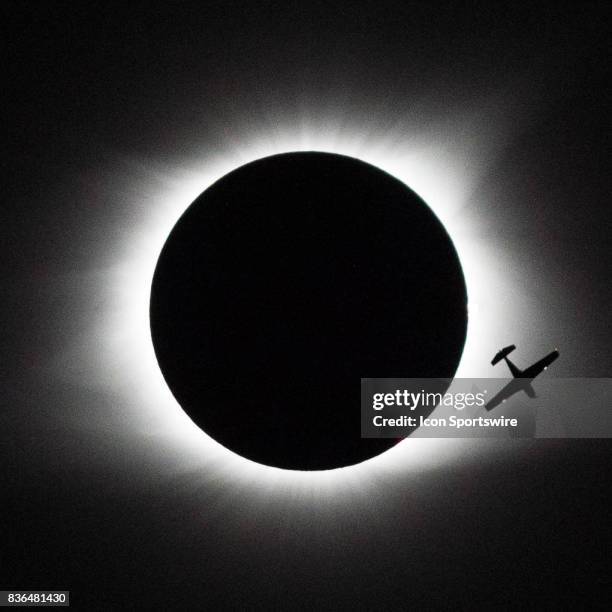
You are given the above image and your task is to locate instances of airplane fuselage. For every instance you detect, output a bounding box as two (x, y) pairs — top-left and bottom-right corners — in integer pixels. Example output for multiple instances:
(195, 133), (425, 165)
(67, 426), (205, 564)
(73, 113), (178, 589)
(485, 346), (559, 410)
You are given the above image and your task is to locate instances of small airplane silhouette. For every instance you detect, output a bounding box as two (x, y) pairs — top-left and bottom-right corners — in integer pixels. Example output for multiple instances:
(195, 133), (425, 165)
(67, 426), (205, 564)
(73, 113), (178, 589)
(485, 345), (559, 411)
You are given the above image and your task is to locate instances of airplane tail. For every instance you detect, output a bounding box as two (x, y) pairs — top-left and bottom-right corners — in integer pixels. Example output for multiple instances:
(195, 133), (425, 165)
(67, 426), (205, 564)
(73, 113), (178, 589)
(491, 345), (521, 377)
(491, 345), (516, 365)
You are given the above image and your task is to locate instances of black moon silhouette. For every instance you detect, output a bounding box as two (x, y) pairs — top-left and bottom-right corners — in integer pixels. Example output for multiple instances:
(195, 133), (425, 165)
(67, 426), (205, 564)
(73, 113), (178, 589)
(150, 152), (467, 470)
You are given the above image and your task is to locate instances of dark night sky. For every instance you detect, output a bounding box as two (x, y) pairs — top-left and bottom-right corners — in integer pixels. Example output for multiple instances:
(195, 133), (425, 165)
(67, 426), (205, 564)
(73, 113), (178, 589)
(2, 2), (611, 609)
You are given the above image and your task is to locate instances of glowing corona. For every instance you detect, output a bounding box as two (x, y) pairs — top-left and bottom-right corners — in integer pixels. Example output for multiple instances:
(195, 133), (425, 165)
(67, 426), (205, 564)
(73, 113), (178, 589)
(80, 123), (525, 493)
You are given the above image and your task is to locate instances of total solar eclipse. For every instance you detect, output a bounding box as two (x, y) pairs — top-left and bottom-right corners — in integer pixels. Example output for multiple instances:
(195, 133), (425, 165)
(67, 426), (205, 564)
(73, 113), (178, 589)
(150, 152), (467, 470)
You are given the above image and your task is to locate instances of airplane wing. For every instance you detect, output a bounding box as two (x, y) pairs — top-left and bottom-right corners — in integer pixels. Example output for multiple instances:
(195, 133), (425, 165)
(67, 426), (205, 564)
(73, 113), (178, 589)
(522, 350), (560, 379)
(485, 379), (522, 411)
